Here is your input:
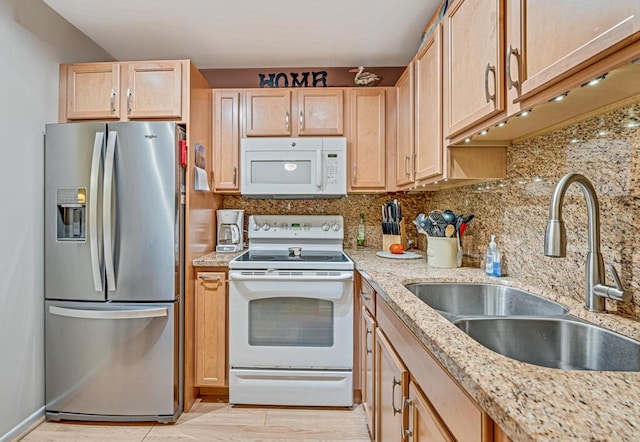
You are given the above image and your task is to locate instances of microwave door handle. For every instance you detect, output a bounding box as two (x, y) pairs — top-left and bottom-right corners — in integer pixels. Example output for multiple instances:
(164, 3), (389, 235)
(89, 131), (104, 292)
(103, 130), (117, 292)
(316, 150), (323, 190)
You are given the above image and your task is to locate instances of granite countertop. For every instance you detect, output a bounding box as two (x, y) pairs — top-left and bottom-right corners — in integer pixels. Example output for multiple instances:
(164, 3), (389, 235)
(346, 248), (640, 441)
(192, 250), (245, 267)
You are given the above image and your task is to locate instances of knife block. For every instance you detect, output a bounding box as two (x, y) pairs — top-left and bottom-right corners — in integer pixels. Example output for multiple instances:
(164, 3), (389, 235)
(382, 219), (406, 251)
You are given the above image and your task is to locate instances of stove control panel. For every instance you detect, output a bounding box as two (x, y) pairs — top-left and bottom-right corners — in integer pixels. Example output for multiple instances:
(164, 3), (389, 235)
(248, 215), (344, 240)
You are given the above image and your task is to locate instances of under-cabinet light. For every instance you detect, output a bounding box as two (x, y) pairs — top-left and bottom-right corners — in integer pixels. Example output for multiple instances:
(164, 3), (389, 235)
(518, 109), (531, 117)
(496, 121), (507, 128)
(479, 129), (489, 135)
(549, 92), (569, 102)
(464, 137), (472, 143)
(570, 138), (580, 144)
(581, 74), (607, 87)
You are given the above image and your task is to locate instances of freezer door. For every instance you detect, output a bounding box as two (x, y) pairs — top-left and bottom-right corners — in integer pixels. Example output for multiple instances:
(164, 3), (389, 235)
(105, 122), (183, 302)
(45, 300), (179, 420)
(45, 123), (106, 301)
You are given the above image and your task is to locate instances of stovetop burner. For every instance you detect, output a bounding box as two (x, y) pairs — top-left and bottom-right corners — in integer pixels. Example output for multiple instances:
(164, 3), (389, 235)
(235, 250), (348, 263)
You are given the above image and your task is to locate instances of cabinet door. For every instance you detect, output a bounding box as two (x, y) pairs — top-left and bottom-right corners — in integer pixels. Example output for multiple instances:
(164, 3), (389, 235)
(407, 381), (454, 442)
(66, 63), (120, 120)
(396, 66), (414, 188)
(213, 90), (240, 192)
(444, 0), (504, 137)
(348, 89), (387, 191)
(375, 328), (408, 442)
(245, 90), (292, 136)
(297, 89), (344, 135)
(512, 1), (640, 100)
(195, 272), (227, 387)
(361, 306), (377, 436)
(414, 26), (443, 182)
(125, 61), (182, 119)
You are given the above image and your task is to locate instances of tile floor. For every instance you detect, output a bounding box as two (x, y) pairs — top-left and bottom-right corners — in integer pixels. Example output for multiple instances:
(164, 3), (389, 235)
(21, 401), (371, 441)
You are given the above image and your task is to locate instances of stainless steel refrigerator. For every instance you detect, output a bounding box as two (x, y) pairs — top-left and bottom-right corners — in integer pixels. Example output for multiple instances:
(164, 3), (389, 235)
(44, 122), (185, 423)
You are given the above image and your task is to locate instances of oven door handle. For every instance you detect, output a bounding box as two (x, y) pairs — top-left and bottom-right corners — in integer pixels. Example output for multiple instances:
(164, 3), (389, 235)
(229, 272), (353, 282)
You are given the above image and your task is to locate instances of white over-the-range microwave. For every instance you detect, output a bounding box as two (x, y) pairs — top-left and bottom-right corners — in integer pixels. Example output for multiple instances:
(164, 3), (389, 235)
(240, 137), (347, 199)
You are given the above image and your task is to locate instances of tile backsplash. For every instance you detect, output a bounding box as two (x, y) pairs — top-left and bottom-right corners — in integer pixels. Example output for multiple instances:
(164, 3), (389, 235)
(223, 102), (640, 319)
(427, 102), (640, 319)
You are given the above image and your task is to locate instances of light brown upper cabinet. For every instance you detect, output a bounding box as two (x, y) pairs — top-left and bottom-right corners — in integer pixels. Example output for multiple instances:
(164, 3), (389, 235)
(413, 26), (444, 184)
(245, 89), (292, 136)
(297, 89), (344, 135)
(244, 89), (344, 137)
(443, 0), (505, 138)
(124, 61), (183, 119)
(395, 65), (415, 188)
(346, 88), (387, 192)
(507, 0), (640, 102)
(212, 90), (241, 192)
(396, 26), (444, 190)
(61, 60), (185, 122)
(65, 63), (121, 120)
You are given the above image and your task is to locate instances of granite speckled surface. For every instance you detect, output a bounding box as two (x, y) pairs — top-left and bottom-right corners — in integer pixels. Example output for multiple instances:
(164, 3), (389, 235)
(193, 250), (245, 267)
(347, 248), (640, 442)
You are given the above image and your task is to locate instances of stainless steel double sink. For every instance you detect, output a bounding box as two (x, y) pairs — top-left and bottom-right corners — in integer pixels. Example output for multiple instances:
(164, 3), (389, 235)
(404, 283), (640, 372)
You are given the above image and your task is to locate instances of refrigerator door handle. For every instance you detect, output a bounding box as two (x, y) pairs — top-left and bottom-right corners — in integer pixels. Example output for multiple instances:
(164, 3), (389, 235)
(104, 131), (117, 291)
(49, 305), (168, 320)
(89, 132), (104, 292)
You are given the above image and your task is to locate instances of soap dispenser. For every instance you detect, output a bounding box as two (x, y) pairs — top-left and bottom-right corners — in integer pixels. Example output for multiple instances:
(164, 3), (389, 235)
(485, 235), (502, 277)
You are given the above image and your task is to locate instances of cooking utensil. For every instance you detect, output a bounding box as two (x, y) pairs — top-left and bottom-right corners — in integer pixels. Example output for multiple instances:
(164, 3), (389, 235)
(445, 224), (456, 238)
(442, 210), (456, 225)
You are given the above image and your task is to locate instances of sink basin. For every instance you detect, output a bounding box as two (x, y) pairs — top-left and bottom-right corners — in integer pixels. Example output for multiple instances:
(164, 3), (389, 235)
(404, 283), (569, 321)
(455, 317), (640, 371)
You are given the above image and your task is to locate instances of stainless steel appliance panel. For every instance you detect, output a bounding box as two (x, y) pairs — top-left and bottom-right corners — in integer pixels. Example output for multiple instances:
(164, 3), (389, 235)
(106, 122), (181, 302)
(45, 300), (178, 419)
(45, 123), (106, 302)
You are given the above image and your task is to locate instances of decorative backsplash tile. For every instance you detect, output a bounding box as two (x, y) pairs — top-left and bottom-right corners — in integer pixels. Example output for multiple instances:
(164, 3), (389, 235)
(222, 102), (640, 319)
(428, 102), (640, 319)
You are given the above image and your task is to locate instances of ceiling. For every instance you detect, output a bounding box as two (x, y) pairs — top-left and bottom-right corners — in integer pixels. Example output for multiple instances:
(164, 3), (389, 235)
(42, 0), (441, 69)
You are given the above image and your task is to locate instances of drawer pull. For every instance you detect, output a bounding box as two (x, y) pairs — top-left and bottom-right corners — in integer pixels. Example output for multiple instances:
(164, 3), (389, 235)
(391, 377), (403, 415)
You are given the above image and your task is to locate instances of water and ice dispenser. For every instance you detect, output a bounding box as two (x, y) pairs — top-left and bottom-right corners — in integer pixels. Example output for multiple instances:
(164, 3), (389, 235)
(56, 188), (86, 241)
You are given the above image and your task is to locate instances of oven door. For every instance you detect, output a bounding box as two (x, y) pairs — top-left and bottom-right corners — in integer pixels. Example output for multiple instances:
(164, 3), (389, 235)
(228, 270), (353, 369)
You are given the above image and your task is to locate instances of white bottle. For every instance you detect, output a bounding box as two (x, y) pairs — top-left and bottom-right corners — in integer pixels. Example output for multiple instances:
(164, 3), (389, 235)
(485, 235), (496, 276)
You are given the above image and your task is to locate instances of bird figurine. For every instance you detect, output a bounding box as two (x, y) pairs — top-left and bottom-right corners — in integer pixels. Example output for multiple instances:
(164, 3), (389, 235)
(349, 66), (381, 86)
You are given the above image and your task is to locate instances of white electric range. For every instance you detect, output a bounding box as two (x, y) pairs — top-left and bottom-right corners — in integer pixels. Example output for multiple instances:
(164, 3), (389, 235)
(228, 215), (354, 407)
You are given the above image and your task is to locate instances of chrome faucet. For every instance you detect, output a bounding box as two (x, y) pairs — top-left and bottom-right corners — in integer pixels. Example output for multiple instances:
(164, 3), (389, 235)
(544, 173), (624, 312)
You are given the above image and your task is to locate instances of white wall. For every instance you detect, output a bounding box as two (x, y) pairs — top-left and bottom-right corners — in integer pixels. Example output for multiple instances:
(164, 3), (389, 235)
(0, 1), (111, 439)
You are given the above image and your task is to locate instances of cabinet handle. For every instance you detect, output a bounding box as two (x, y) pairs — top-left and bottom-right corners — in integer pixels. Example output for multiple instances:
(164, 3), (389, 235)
(200, 275), (221, 281)
(506, 45), (521, 91)
(405, 155), (411, 178)
(391, 377), (403, 416)
(412, 152), (417, 179)
(403, 397), (414, 438)
(110, 89), (116, 112)
(232, 166), (237, 186)
(299, 111), (304, 131)
(360, 291), (371, 301)
(352, 163), (357, 185)
(365, 328), (373, 354)
(484, 63), (496, 103)
(285, 111), (290, 131)
(126, 88), (132, 112)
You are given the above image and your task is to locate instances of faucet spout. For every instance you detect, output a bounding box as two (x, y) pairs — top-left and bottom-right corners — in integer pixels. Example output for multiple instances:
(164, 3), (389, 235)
(544, 173), (623, 312)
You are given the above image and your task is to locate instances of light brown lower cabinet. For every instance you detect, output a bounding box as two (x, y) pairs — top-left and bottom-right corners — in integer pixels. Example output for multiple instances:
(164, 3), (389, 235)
(360, 306), (376, 435)
(194, 271), (227, 387)
(358, 270), (510, 442)
(406, 381), (454, 442)
(374, 328), (408, 442)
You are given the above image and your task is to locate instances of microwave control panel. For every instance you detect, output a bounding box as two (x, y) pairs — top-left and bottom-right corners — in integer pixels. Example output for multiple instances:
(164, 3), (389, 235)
(325, 153), (339, 184)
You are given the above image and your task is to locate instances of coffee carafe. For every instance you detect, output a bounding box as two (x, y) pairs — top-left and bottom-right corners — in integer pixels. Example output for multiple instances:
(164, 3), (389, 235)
(216, 209), (244, 252)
